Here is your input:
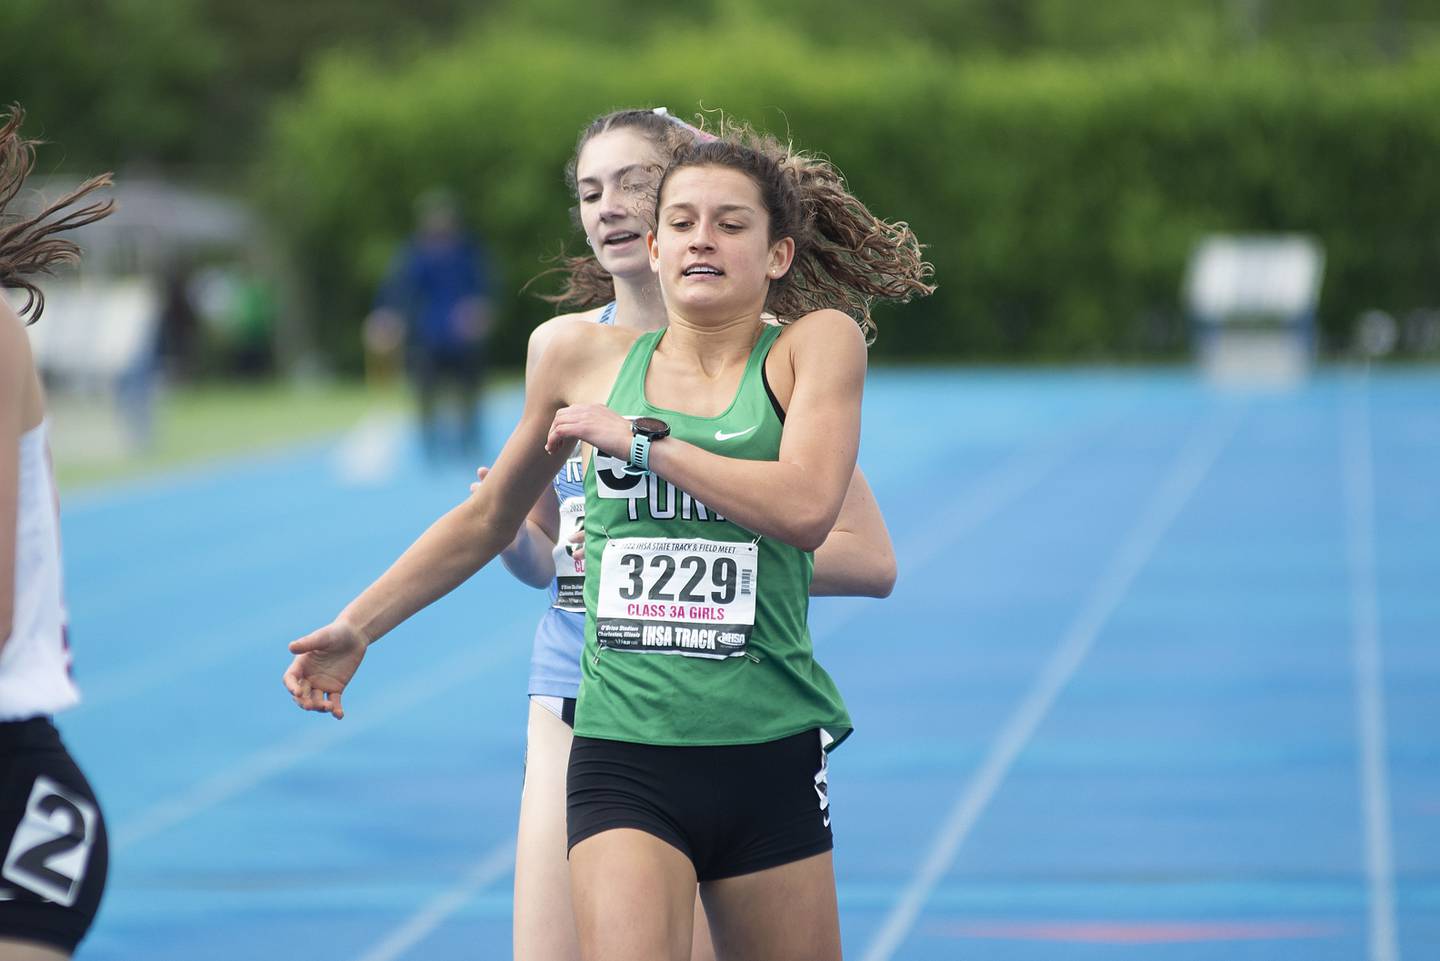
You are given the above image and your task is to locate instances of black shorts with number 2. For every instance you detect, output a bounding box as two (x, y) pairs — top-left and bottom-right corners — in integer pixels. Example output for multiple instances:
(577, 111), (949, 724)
(0, 717), (108, 953)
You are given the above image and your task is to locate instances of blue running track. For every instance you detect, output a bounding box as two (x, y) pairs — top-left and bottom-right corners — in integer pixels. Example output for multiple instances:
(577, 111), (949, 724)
(56, 367), (1437, 959)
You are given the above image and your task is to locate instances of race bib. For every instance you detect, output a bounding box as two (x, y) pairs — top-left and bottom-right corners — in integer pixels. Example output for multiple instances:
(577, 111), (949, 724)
(597, 537), (757, 659)
(551, 495), (586, 613)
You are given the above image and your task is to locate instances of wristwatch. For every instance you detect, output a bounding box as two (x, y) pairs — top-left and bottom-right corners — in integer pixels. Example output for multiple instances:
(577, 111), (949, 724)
(628, 416), (670, 473)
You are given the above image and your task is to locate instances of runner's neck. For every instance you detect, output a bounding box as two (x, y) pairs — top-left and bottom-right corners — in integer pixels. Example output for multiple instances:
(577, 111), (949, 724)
(654, 314), (765, 376)
(612, 273), (668, 332)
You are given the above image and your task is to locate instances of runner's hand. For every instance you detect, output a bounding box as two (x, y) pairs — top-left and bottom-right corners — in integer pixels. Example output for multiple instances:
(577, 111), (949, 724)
(283, 621), (367, 719)
(469, 465), (491, 495)
(547, 404), (630, 459)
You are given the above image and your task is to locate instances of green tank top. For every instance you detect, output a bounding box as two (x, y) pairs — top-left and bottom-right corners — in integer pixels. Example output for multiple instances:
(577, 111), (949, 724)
(575, 323), (852, 750)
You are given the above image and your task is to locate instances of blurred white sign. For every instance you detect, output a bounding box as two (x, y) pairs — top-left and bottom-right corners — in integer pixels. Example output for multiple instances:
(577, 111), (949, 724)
(19, 279), (158, 383)
(1186, 235), (1324, 324)
(1185, 234), (1325, 389)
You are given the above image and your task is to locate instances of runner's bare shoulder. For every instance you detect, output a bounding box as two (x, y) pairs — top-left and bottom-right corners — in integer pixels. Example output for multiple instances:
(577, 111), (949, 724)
(765, 309), (866, 406)
(525, 306), (637, 377)
(530, 315), (641, 405)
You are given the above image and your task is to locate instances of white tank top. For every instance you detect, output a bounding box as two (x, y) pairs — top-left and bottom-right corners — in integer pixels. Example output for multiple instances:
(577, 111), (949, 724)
(2, 420), (80, 720)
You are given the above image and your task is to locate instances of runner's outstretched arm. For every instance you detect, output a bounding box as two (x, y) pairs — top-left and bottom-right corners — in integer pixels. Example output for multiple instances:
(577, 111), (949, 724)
(284, 347), (576, 718)
(474, 466), (559, 589)
(482, 311), (610, 589)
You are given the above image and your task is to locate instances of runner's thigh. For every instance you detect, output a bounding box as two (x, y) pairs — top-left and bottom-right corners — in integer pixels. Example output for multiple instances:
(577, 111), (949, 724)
(699, 852), (841, 961)
(689, 893), (716, 961)
(514, 699), (580, 961)
(0, 938), (71, 960)
(569, 828), (696, 961)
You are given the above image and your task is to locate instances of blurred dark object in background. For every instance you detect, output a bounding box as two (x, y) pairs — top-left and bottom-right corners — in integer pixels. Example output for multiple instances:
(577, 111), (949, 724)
(369, 190), (494, 462)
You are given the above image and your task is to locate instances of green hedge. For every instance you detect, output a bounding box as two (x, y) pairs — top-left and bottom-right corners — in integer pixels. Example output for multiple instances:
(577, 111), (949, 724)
(259, 25), (1440, 367)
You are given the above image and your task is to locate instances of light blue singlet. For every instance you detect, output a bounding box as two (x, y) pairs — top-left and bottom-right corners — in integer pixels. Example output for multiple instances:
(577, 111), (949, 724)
(527, 301), (616, 698)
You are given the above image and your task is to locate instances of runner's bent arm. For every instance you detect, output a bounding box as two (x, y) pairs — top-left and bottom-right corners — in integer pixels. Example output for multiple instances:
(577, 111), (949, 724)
(548, 309), (864, 552)
(811, 466), (895, 598)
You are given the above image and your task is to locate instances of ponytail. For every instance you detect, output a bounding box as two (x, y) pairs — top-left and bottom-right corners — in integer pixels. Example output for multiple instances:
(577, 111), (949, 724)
(0, 106), (115, 323)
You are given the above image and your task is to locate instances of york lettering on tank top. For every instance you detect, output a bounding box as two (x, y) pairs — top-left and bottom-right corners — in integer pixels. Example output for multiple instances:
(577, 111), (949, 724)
(593, 453), (726, 523)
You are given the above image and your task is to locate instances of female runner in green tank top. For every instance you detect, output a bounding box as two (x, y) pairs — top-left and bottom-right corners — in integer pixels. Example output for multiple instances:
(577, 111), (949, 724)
(284, 125), (932, 960)
(485, 107), (899, 961)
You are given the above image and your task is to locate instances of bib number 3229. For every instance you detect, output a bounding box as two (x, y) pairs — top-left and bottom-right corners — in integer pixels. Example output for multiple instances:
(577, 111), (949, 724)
(597, 537), (757, 659)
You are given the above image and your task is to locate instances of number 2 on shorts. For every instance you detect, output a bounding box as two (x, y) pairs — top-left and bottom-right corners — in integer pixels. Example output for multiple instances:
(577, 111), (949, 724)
(3, 776), (98, 907)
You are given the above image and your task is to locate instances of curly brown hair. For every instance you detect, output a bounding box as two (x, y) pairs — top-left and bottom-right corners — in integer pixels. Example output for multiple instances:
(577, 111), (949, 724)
(0, 107), (115, 324)
(656, 123), (934, 343)
(539, 108), (701, 310)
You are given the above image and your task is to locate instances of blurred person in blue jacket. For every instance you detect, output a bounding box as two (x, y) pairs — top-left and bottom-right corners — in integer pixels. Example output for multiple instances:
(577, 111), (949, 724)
(369, 190), (493, 461)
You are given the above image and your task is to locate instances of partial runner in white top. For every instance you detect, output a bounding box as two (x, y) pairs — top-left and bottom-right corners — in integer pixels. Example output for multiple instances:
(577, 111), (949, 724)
(1, 419), (79, 720)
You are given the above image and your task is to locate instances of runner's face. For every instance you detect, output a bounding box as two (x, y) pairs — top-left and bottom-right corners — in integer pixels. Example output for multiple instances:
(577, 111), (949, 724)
(575, 129), (666, 280)
(649, 165), (793, 317)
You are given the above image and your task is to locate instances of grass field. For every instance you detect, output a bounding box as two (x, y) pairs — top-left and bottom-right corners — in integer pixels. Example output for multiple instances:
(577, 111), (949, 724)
(52, 379), (413, 490)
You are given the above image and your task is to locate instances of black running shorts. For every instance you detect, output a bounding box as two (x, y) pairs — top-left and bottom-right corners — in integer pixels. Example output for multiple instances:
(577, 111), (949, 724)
(567, 729), (832, 882)
(0, 717), (109, 953)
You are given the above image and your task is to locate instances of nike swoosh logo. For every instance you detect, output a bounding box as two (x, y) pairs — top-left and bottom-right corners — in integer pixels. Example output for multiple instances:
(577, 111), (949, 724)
(714, 425), (759, 442)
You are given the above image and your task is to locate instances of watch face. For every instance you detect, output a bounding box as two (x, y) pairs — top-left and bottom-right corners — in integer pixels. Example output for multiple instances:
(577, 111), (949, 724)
(632, 416), (670, 439)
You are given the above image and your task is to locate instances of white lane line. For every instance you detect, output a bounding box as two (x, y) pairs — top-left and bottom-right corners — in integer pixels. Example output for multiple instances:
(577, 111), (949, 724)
(811, 401), (1136, 640)
(860, 403), (1244, 961)
(1342, 369), (1401, 961)
(354, 836), (517, 961)
(893, 421), (1096, 562)
(113, 642), (521, 852)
